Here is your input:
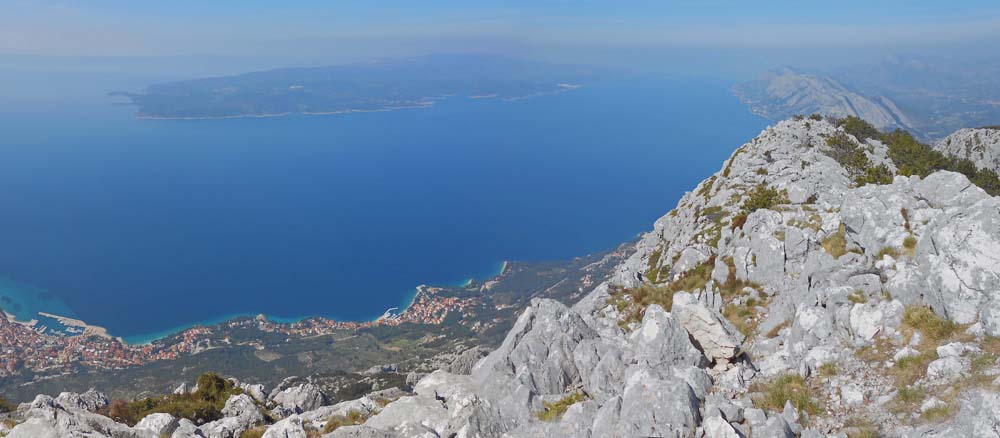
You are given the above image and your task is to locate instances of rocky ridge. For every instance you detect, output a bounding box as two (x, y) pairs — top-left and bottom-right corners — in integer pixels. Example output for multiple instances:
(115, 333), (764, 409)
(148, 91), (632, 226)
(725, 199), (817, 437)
(936, 127), (1000, 173)
(4, 118), (1000, 437)
(733, 68), (919, 135)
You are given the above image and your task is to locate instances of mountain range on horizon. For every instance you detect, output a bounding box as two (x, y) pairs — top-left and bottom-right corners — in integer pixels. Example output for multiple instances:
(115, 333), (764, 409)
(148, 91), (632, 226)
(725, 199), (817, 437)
(734, 56), (1000, 142)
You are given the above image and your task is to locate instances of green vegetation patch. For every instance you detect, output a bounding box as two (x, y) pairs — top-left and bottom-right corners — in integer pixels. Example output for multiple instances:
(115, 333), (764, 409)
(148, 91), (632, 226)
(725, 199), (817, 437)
(844, 417), (879, 438)
(612, 257), (719, 329)
(902, 306), (959, 343)
(847, 290), (868, 305)
(818, 363), (837, 378)
(821, 224), (848, 258)
(240, 427), (267, 438)
(751, 374), (822, 417)
(645, 248), (664, 283)
(723, 147), (746, 178)
(536, 392), (587, 422)
(324, 410), (372, 434)
(838, 116), (881, 142)
(0, 396), (14, 414)
(608, 283), (674, 330)
(697, 175), (717, 200)
(741, 184), (789, 215)
(841, 117), (1000, 195)
(101, 373), (245, 426)
(920, 403), (956, 422)
(766, 319), (791, 338)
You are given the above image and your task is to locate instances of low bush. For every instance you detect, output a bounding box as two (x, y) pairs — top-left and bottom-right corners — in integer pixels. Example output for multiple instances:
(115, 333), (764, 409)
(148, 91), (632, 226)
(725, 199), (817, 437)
(536, 392), (586, 422)
(821, 224), (848, 258)
(608, 283), (673, 329)
(818, 363), (837, 378)
(847, 290), (868, 304)
(902, 306), (957, 343)
(823, 117), (1000, 195)
(920, 404), (956, 422)
(751, 374), (821, 417)
(240, 427), (267, 438)
(323, 410), (371, 433)
(855, 163), (894, 186)
(0, 396), (14, 414)
(838, 116), (881, 141)
(741, 184), (788, 215)
(99, 373), (244, 426)
(766, 319), (792, 338)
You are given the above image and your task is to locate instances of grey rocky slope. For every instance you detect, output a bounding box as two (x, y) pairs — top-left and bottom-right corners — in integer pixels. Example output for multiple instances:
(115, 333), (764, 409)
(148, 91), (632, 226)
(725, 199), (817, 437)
(936, 127), (1000, 173)
(5, 118), (1000, 437)
(733, 67), (918, 134)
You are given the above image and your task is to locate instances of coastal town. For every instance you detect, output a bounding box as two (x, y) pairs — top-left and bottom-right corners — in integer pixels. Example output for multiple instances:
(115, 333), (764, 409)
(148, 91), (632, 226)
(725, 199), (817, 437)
(0, 284), (481, 379)
(0, 247), (628, 389)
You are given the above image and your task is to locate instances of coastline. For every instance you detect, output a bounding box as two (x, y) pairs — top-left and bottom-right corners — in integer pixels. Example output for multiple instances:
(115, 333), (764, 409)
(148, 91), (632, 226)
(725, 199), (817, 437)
(121, 259), (510, 346)
(129, 86), (580, 121)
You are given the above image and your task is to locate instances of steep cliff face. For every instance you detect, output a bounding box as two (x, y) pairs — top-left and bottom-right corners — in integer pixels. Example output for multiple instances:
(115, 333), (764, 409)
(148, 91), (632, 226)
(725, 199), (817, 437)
(734, 68), (919, 135)
(936, 127), (1000, 173)
(6, 119), (1000, 437)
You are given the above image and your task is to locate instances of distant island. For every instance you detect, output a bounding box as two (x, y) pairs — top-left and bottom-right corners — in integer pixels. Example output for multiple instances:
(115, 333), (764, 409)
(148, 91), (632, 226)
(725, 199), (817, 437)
(112, 54), (594, 119)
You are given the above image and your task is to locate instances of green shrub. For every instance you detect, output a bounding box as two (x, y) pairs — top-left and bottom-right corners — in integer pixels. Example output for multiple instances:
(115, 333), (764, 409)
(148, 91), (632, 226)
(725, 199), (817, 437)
(612, 257), (717, 329)
(723, 147), (746, 178)
(751, 374), (821, 417)
(645, 248), (663, 283)
(824, 132), (871, 179)
(856, 163), (894, 186)
(838, 116), (881, 141)
(536, 392), (586, 422)
(821, 224), (848, 258)
(240, 427), (267, 438)
(766, 319), (792, 338)
(848, 290), (868, 304)
(0, 396), (14, 414)
(844, 417), (879, 438)
(818, 363), (837, 378)
(741, 184), (788, 215)
(876, 246), (899, 260)
(824, 117), (1000, 195)
(608, 283), (674, 329)
(880, 128), (999, 196)
(100, 373), (244, 426)
(323, 410), (371, 433)
(921, 404), (955, 422)
(902, 306), (957, 343)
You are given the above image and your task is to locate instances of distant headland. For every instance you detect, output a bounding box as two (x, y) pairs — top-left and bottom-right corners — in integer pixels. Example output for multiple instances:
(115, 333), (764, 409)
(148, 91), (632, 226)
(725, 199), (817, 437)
(112, 54), (593, 120)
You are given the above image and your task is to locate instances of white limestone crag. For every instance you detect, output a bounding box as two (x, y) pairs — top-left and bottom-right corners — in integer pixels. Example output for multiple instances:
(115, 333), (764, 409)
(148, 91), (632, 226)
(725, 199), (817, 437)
(936, 127), (1000, 173)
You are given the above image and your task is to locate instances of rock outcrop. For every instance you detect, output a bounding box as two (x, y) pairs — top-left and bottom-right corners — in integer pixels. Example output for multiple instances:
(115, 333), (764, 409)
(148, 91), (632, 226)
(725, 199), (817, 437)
(936, 127), (1000, 173)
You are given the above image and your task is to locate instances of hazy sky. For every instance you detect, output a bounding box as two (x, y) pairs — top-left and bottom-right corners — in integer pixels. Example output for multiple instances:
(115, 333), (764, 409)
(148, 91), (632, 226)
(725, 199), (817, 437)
(5, 0), (1000, 59)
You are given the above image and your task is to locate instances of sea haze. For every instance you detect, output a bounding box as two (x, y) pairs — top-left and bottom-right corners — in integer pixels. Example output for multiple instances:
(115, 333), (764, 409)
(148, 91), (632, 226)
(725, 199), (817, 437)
(0, 63), (767, 343)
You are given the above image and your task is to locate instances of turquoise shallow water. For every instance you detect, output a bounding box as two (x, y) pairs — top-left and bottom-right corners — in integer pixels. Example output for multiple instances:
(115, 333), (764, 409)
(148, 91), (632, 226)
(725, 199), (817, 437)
(0, 66), (767, 343)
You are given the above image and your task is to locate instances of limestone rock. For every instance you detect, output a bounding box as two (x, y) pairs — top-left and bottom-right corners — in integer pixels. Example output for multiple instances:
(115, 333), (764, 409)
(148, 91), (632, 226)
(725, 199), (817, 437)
(472, 298), (596, 396)
(673, 294), (745, 362)
(53, 388), (109, 412)
(936, 127), (1000, 173)
(270, 383), (329, 417)
(262, 415), (308, 438)
(135, 413), (181, 436)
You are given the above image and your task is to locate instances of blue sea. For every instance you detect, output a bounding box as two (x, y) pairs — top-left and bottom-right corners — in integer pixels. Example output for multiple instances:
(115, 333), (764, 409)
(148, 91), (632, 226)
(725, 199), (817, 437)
(0, 62), (767, 343)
